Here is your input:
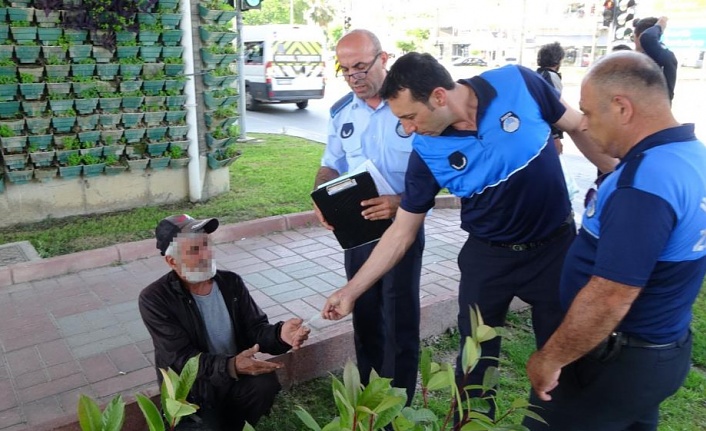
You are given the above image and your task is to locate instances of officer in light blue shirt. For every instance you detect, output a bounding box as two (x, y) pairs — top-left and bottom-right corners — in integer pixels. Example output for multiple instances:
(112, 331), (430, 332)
(313, 29), (424, 405)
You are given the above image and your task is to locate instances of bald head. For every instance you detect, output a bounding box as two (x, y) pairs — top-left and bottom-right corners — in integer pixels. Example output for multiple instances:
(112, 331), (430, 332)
(337, 29), (382, 56)
(584, 51), (670, 108)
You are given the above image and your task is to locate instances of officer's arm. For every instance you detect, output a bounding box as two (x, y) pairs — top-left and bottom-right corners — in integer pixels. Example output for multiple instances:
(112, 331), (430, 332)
(536, 276), (640, 366)
(555, 99), (618, 174)
(334, 209), (425, 305)
(527, 276), (640, 400)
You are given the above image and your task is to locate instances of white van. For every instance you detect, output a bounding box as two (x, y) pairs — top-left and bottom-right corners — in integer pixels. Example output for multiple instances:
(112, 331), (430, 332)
(241, 24), (326, 110)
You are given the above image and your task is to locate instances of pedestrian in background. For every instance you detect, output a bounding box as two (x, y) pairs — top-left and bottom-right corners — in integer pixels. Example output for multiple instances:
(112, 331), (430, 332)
(537, 41), (566, 155)
(634, 16), (678, 101)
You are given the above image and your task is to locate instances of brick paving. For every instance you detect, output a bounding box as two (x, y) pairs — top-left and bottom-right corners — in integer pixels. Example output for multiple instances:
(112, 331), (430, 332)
(0, 206), (468, 431)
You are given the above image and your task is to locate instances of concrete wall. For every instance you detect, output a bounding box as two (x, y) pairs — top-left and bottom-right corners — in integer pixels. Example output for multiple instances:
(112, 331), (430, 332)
(0, 156), (231, 228)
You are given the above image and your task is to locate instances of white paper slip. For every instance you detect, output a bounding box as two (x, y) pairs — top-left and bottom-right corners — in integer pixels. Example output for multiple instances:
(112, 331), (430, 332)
(317, 159), (396, 197)
(303, 313), (322, 327)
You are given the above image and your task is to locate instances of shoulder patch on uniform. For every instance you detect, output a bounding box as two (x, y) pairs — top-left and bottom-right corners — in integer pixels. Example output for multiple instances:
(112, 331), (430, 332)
(330, 92), (354, 118)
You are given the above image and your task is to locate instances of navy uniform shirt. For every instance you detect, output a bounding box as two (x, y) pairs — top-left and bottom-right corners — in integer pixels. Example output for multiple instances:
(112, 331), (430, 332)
(400, 65), (570, 243)
(321, 92), (414, 194)
(562, 124), (706, 343)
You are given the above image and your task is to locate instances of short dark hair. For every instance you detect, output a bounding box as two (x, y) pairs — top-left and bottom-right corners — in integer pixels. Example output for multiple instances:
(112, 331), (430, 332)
(537, 42), (565, 68)
(380, 52), (455, 102)
(612, 44), (632, 52)
(633, 17), (658, 37)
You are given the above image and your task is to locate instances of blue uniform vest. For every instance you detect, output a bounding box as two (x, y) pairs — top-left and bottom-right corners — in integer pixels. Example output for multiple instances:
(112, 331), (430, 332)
(412, 66), (551, 198)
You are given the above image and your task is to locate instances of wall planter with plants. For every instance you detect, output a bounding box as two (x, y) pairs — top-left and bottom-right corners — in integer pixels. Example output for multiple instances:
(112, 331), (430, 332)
(167, 145), (188, 168)
(14, 43), (40, 63)
(33, 166), (57, 182)
(29, 145), (56, 168)
(0, 76), (17, 101)
(77, 113), (99, 130)
(81, 153), (105, 177)
(207, 143), (240, 170)
(104, 154), (128, 175)
(5, 167), (34, 184)
(28, 133), (53, 150)
(26, 117), (51, 134)
(148, 153), (170, 170)
(22, 99), (47, 117)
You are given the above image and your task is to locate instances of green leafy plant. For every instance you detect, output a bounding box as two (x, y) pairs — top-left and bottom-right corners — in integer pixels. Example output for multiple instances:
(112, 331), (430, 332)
(62, 136), (81, 150)
(46, 76), (67, 84)
(0, 124), (15, 137)
(118, 56), (143, 65)
(46, 55), (68, 65)
(202, 0), (234, 11)
(0, 58), (16, 66)
(166, 145), (183, 159)
(0, 75), (17, 84)
(19, 73), (35, 84)
(211, 66), (233, 77)
(295, 307), (541, 431)
(78, 58), (98, 64)
(10, 20), (31, 27)
(81, 153), (101, 165)
(144, 70), (166, 80)
(79, 88), (100, 99)
(223, 143), (239, 159)
(77, 354), (202, 431)
(163, 56), (183, 64)
(210, 127), (227, 140)
(66, 152), (82, 166)
(213, 105), (236, 119)
(104, 154), (120, 166)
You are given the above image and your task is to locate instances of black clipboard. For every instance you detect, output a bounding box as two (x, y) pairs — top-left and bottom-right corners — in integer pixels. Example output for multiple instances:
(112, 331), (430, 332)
(311, 171), (392, 250)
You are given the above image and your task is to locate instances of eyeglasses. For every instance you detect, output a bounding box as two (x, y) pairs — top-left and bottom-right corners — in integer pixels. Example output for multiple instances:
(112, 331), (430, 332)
(336, 52), (381, 80)
(583, 172), (610, 210)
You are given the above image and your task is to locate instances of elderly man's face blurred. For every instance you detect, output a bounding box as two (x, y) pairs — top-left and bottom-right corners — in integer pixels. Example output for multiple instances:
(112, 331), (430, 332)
(169, 232), (216, 283)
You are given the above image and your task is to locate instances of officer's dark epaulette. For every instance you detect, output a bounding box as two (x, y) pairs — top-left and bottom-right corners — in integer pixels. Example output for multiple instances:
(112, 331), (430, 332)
(330, 92), (354, 118)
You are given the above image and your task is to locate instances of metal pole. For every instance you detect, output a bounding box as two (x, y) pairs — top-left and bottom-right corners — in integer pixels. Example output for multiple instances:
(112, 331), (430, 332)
(236, 2), (247, 140)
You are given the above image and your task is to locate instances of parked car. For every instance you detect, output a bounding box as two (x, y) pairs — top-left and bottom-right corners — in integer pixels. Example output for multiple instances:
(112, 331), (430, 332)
(452, 56), (488, 66)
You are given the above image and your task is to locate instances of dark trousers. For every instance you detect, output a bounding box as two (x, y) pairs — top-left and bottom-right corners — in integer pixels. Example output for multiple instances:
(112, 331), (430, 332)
(524, 332), (693, 430)
(182, 373), (281, 431)
(455, 224), (575, 413)
(346, 226), (425, 405)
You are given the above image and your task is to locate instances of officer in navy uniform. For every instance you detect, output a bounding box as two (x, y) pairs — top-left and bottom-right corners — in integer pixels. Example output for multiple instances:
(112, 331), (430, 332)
(526, 51), (706, 430)
(312, 29), (424, 404)
(320, 52), (616, 419)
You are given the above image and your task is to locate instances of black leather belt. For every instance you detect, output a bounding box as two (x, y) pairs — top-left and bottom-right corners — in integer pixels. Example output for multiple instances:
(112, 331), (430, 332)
(617, 331), (689, 350)
(483, 214), (574, 252)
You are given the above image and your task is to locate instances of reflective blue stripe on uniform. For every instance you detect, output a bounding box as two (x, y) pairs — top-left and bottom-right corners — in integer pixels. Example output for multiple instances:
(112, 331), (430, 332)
(412, 66), (551, 197)
(330, 92), (354, 118)
(583, 137), (706, 262)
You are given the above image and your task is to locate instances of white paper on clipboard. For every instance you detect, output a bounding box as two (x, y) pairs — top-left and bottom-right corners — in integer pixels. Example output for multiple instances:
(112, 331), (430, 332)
(349, 160), (396, 196)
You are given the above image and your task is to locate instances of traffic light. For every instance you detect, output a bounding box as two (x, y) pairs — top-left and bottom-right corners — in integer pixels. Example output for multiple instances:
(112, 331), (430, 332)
(240, 0), (262, 11)
(602, 0), (614, 27)
(344, 16), (351, 31)
(614, 0), (636, 40)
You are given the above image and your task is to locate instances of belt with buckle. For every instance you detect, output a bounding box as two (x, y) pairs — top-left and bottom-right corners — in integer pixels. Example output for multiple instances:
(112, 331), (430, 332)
(483, 213), (574, 252)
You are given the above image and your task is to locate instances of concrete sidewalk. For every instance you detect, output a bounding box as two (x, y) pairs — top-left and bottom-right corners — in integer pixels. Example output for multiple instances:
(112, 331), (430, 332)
(0, 199), (466, 431)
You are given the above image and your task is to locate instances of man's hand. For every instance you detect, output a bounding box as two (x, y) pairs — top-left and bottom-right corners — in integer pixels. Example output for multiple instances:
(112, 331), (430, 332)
(234, 344), (282, 376)
(526, 350), (562, 401)
(553, 137), (563, 155)
(313, 202), (334, 230)
(361, 195), (401, 221)
(322, 288), (355, 320)
(657, 16), (668, 31)
(280, 318), (310, 350)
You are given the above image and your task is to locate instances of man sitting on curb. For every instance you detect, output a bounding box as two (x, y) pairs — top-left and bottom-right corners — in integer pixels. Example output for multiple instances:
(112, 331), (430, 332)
(139, 214), (310, 431)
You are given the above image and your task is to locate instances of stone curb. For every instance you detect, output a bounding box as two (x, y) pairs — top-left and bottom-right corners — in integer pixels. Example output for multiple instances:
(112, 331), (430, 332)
(0, 195), (460, 288)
